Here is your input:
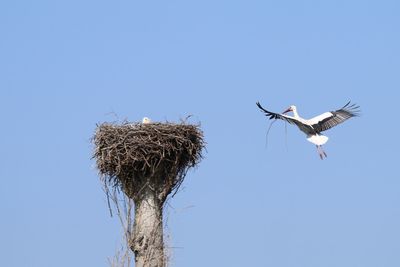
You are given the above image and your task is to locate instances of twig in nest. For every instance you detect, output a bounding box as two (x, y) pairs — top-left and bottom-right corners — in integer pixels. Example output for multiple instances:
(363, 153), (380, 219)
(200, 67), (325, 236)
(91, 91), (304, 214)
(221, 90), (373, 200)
(92, 121), (205, 202)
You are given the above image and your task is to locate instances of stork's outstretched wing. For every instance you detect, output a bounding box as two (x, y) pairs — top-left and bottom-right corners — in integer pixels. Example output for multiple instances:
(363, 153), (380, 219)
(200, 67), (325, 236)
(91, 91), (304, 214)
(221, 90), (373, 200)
(309, 101), (360, 133)
(256, 102), (314, 133)
(256, 102), (293, 122)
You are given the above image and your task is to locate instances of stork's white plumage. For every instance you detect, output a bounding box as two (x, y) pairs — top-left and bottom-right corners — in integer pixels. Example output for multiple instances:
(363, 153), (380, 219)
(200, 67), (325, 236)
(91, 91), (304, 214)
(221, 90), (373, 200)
(256, 101), (360, 159)
(142, 117), (151, 124)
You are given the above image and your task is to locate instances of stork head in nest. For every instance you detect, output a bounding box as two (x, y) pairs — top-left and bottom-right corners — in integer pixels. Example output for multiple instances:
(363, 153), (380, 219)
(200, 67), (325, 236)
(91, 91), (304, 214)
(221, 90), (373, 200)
(142, 117), (152, 124)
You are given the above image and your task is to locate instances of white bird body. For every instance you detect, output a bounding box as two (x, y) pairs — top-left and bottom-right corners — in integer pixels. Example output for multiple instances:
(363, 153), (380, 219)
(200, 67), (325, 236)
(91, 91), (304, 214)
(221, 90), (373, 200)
(278, 112), (329, 145)
(306, 134), (329, 146)
(142, 117), (151, 124)
(256, 101), (360, 159)
(281, 111), (334, 145)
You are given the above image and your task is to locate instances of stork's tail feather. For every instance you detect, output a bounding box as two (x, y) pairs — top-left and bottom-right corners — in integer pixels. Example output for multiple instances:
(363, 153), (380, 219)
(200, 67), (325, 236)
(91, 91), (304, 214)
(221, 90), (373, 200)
(307, 134), (329, 146)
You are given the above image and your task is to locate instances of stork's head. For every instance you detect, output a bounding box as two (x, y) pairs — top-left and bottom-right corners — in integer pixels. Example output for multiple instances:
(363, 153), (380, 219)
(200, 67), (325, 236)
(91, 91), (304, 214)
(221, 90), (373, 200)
(283, 105), (297, 114)
(142, 117), (151, 124)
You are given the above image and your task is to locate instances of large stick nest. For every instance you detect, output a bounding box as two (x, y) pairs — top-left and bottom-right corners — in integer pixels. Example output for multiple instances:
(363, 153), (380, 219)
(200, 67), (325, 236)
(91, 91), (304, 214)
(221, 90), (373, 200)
(93, 121), (205, 202)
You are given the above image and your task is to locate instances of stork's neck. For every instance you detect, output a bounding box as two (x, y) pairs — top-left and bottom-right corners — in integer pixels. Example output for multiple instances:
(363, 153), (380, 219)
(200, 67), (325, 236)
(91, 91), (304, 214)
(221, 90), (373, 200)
(292, 109), (300, 119)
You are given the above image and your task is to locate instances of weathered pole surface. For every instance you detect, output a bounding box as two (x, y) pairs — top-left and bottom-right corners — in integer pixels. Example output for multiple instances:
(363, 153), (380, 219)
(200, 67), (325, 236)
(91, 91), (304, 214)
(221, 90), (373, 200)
(131, 188), (165, 267)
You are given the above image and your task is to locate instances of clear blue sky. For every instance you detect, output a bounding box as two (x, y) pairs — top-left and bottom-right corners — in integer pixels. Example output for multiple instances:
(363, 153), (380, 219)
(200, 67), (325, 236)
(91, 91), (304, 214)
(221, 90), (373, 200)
(1, 1), (399, 266)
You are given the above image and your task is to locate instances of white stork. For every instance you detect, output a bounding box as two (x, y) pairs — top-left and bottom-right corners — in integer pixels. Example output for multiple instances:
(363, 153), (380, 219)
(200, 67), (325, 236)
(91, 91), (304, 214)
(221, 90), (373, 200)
(256, 101), (360, 159)
(142, 117), (152, 124)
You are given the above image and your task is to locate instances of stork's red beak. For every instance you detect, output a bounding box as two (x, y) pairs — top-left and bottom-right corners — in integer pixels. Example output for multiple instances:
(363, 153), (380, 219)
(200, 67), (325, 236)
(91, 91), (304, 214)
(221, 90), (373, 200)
(282, 107), (292, 114)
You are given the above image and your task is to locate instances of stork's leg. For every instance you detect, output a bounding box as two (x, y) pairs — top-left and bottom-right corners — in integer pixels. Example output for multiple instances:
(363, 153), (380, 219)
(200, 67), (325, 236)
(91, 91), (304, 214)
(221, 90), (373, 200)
(316, 145), (323, 160)
(321, 146), (327, 158)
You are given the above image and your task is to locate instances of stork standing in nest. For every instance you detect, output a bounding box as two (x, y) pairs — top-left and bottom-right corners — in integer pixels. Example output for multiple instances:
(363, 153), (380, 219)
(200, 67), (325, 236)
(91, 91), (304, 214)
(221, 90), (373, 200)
(256, 101), (360, 159)
(142, 117), (152, 124)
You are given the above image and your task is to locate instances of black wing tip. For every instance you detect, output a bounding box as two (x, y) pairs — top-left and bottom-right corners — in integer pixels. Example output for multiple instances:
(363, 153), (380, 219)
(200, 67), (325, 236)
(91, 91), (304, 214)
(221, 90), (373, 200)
(256, 101), (275, 118)
(256, 101), (267, 112)
(342, 101), (361, 116)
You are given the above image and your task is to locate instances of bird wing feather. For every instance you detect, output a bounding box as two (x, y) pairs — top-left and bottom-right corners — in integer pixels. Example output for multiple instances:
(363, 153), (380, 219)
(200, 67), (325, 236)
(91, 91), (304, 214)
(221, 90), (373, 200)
(310, 101), (360, 133)
(256, 102), (314, 133)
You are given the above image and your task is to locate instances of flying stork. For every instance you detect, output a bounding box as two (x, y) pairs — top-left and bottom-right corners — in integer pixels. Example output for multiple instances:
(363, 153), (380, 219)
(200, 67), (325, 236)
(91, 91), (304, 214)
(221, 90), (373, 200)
(256, 101), (360, 159)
